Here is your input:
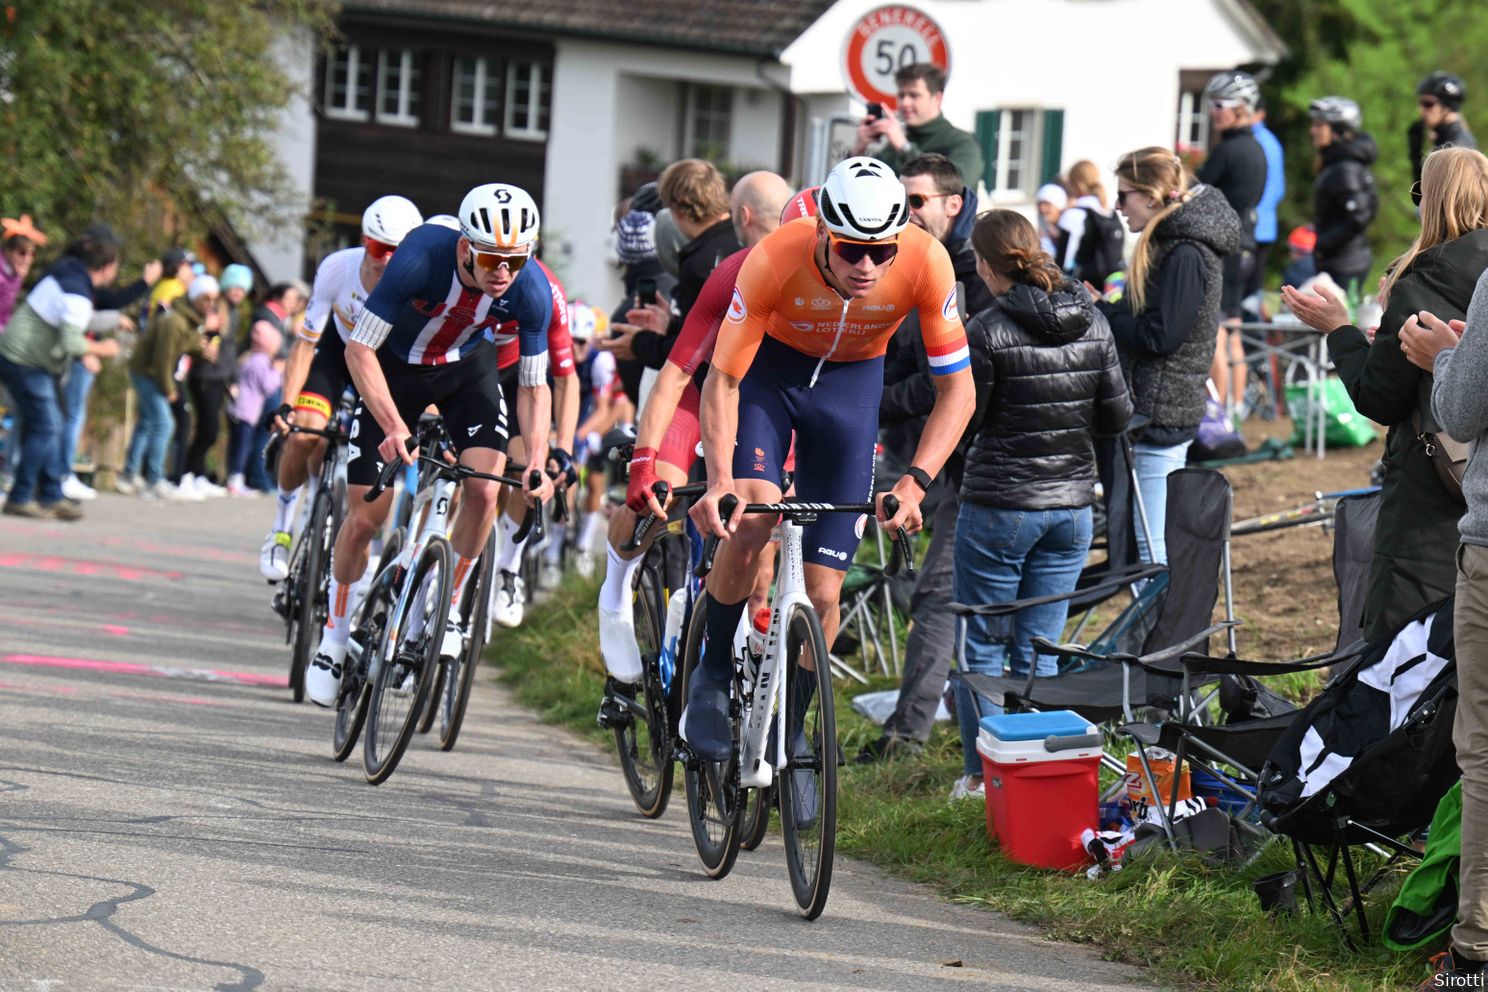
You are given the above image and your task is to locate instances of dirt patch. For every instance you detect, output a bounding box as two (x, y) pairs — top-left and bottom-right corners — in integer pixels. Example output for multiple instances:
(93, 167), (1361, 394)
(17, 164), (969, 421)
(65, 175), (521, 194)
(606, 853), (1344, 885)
(1219, 419), (1382, 662)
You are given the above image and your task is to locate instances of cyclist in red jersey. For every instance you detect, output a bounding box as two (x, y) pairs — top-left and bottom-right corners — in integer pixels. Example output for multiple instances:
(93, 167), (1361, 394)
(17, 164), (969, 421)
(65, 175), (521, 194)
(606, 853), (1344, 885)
(594, 173), (799, 692)
(681, 157), (975, 762)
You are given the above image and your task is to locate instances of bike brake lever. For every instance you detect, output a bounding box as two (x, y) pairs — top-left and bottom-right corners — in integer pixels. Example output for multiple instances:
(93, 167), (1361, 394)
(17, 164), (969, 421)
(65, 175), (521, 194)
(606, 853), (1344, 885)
(622, 481), (671, 553)
(879, 493), (917, 579)
(512, 469), (545, 544)
(694, 493), (738, 579)
(364, 436), (417, 502)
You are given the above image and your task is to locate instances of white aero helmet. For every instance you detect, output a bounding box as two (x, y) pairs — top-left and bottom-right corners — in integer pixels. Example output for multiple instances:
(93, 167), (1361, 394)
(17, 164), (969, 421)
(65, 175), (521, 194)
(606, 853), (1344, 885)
(425, 213), (462, 231)
(818, 157), (908, 241)
(459, 183), (541, 250)
(362, 195), (424, 245)
(567, 302), (598, 342)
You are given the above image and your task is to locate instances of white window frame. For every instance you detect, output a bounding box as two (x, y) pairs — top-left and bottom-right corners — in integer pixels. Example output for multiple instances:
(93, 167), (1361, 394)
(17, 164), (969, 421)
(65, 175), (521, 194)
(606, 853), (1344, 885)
(686, 83), (734, 160)
(505, 61), (549, 140)
(990, 108), (1040, 203)
(451, 56), (498, 136)
(375, 49), (420, 127)
(1176, 89), (1210, 155)
(324, 45), (371, 122)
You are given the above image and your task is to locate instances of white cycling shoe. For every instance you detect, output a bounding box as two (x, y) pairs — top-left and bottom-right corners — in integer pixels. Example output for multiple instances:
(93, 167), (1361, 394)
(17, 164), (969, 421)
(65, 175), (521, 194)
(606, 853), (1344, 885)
(493, 570), (525, 628)
(440, 620), (465, 660)
(259, 531), (290, 582)
(306, 638), (348, 708)
(598, 605), (644, 684)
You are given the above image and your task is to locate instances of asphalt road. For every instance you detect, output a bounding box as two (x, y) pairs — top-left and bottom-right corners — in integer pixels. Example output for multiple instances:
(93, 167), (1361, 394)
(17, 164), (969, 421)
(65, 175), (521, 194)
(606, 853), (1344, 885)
(0, 495), (1154, 992)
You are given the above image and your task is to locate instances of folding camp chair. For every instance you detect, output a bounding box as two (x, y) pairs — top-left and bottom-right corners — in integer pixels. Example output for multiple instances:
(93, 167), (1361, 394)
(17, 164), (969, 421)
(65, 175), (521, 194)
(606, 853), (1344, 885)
(1258, 595), (1458, 943)
(954, 469), (1239, 792)
(833, 524), (903, 682)
(1124, 491), (1381, 849)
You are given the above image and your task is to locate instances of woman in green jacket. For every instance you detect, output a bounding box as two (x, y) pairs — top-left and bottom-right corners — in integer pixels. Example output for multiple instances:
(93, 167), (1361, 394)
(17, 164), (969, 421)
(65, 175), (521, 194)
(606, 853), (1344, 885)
(120, 276), (221, 499)
(1284, 147), (1488, 639)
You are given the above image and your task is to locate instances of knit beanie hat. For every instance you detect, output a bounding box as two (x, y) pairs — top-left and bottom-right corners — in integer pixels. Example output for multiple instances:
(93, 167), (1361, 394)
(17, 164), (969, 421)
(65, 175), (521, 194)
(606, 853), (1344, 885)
(615, 210), (657, 265)
(187, 274), (220, 301)
(220, 263), (254, 293)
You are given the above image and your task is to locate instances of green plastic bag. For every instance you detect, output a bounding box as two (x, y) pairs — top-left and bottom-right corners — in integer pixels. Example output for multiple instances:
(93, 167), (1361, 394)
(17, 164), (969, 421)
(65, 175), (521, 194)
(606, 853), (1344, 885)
(1285, 377), (1378, 448)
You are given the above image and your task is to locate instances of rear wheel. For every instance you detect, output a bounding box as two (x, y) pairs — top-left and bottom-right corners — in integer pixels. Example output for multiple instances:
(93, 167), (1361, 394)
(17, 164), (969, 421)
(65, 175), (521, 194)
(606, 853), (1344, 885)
(332, 531), (401, 763)
(779, 604), (837, 920)
(680, 603), (743, 878)
(740, 785), (774, 851)
(363, 537), (451, 785)
(439, 529), (496, 751)
(614, 563), (673, 818)
(290, 490), (334, 704)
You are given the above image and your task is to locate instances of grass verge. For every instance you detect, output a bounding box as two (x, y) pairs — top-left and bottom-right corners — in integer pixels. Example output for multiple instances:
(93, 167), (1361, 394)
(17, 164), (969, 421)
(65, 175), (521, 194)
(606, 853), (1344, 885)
(489, 576), (1429, 992)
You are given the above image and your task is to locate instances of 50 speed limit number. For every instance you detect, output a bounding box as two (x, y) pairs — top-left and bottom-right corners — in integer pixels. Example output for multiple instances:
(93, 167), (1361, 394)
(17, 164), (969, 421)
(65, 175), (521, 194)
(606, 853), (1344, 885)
(841, 5), (950, 109)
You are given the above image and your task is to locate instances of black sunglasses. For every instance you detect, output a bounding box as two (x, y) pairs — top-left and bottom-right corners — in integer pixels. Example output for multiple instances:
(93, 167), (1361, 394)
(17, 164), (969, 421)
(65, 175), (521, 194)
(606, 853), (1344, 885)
(1115, 189), (1143, 206)
(906, 193), (951, 209)
(830, 239), (899, 266)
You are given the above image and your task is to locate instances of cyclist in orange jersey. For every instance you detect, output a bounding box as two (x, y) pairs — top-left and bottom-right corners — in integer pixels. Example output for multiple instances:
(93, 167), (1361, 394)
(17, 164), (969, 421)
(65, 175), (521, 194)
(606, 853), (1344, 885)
(681, 157), (975, 762)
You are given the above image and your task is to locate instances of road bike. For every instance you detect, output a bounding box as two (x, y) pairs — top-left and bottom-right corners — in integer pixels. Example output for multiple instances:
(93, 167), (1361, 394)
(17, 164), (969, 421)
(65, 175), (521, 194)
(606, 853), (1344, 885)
(680, 492), (913, 919)
(329, 419), (543, 784)
(273, 421), (350, 703)
(1230, 486), (1379, 537)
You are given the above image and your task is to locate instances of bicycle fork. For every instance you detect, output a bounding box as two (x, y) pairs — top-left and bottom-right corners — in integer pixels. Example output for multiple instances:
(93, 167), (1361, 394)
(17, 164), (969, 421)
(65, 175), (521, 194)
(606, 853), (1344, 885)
(738, 519), (807, 790)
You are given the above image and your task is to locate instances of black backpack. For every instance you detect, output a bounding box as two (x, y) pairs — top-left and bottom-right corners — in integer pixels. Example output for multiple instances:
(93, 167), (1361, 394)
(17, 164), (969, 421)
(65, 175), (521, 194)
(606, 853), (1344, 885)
(1075, 208), (1126, 286)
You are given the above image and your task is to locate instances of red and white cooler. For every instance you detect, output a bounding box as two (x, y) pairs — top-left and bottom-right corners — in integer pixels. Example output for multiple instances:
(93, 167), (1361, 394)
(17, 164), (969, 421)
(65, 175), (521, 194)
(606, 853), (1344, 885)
(976, 710), (1103, 870)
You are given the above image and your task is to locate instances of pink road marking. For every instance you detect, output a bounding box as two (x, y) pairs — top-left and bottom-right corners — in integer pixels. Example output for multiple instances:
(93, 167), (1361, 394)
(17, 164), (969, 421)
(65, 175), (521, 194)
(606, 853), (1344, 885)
(102, 624), (130, 637)
(0, 654), (286, 688)
(108, 690), (225, 707)
(0, 553), (185, 582)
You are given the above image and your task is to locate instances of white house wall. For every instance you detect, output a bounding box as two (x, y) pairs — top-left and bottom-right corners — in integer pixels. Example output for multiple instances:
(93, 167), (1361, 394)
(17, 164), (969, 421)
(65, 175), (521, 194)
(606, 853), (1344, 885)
(248, 28), (317, 285)
(545, 39), (789, 305)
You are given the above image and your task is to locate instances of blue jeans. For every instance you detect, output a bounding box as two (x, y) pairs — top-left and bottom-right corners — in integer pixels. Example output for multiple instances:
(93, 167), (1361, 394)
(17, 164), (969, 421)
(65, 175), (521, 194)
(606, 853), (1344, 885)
(246, 388), (280, 491)
(1132, 440), (1192, 565)
(954, 502), (1094, 776)
(125, 373), (175, 485)
(0, 353), (66, 506)
(226, 416), (257, 479)
(60, 357), (95, 479)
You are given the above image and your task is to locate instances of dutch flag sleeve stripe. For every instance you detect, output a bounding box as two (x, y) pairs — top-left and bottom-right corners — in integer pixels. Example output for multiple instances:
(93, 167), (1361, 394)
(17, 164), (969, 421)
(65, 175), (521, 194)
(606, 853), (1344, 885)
(927, 341), (971, 375)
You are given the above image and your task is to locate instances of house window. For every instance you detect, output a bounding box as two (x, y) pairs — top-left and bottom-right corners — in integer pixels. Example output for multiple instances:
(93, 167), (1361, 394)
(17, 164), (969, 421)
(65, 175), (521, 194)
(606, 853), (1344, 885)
(506, 61), (550, 140)
(376, 49), (420, 126)
(452, 57), (500, 135)
(325, 45), (373, 121)
(689, 84), (734, 159)
(1176, 88), (1210, 156)
(994, 109), (1035, 195)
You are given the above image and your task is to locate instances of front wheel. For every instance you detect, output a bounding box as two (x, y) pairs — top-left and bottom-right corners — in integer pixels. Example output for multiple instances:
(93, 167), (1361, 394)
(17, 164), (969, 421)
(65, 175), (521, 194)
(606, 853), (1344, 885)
(778, 604), (837, 920)
(679, 602), (743, 878)
(614, 563), (673, 818)
(290, 490), (335, 704)
(332, 531), (402, 762)
(439, 529), (496, 752)
(363, 536), (451, 785)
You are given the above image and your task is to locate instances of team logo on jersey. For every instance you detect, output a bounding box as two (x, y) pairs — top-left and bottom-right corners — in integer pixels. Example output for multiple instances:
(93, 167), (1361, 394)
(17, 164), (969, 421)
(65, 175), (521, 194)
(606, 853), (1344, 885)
(942, 286), (959, 322)
(791, 321), (814, 333)
(727, 288), (747, 322)
(794, 296), (806, 307)
(812, 297), (833, 309)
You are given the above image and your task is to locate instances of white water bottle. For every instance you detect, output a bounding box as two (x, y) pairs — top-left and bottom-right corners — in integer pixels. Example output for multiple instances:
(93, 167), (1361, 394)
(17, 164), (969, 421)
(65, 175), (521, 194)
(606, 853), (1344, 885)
(746, 607), (771, 662)
(661, 587), (687, 665)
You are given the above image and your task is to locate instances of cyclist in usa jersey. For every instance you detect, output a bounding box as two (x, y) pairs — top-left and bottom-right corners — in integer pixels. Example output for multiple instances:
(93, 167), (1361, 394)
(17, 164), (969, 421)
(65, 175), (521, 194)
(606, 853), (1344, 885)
(304, 183), (556, 707)
(681, 157), (975, 762)
(258, 195), (423, 582)
(595, 174), (802, 694)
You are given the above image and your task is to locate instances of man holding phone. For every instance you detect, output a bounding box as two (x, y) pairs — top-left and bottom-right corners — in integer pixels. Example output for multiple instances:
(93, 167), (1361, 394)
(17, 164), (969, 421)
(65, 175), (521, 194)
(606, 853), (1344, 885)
(851, 63), (983, 188)
(599, 159), (740, 376)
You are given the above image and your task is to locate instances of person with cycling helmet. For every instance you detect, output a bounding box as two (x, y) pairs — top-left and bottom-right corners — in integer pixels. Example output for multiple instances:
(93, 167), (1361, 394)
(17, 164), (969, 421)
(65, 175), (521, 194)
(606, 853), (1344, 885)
(303, 183), (556, 707)
(682, 157), (974, 763)
(258, 194), (424, 582)
(1412, 71), (1477, 206)
(1309, 96), (1379, 297)
(1197, 70), (1268, 420)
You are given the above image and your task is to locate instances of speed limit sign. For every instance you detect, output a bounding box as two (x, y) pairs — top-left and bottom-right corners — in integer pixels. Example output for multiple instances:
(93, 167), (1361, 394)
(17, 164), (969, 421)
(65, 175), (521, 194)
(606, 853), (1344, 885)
(841, 5), (950, 109)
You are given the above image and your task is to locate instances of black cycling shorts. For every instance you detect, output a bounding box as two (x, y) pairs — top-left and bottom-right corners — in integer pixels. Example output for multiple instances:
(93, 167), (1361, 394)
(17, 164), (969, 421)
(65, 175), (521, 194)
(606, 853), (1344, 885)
(346, 343), (509, 487)
(295, 331), (353, 421)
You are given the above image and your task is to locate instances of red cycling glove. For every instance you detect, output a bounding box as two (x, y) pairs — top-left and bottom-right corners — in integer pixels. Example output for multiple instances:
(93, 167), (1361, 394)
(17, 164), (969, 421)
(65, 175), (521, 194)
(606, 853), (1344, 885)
(626, 446), (660, 514)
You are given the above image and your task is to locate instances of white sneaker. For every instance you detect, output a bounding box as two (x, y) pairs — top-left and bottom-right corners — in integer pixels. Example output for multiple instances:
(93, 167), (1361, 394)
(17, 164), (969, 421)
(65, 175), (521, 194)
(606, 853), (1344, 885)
(113, 473), (141, 496)
(226, 474), (258, 497)
(306, 637), (347, 707)
(492, 570), (525, 628)
(194, 475), (228, 498)
(949, 775), (986, 802)
(598, 605), (644, 683)
(62, 475), (97, 501)
(575, 550), (596, 580)
(259, 530), (291, 582)
(440, 620), (465, 660)
(163, 479), (203, 502)
(538, 559), (562, 592)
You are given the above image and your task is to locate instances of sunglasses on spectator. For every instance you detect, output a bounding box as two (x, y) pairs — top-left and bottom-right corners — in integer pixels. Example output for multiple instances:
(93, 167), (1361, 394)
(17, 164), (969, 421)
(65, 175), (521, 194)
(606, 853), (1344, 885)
(470, 246), (531, 274)
(906, 193), (951, 209)
(1210, 100), (1242, 111)
(1115, 189), (1144, 206)
(1420, 98), (1441, 110)
(828, 233), (898, 267)
(363, 236), (398, 260)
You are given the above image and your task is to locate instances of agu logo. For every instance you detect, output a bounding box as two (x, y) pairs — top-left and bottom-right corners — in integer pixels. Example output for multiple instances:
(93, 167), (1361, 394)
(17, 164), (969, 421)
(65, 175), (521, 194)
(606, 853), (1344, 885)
(942, 286), (959, 322)
(727, 288), (747, 322)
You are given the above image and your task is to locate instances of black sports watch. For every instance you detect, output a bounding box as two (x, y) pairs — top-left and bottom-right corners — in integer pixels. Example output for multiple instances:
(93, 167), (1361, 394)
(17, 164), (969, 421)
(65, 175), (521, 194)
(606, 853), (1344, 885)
(903, 466), (932, 492)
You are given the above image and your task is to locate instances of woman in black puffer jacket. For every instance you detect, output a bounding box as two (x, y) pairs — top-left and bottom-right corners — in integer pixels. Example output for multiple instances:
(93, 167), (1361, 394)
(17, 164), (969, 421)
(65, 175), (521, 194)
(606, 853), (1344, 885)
(1309, 96), (1380, 294)
(950, 209), (1132, 800)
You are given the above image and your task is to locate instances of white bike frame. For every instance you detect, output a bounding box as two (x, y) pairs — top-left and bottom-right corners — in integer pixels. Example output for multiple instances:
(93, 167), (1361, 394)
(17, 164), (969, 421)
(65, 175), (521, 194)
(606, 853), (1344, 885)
(371, 471), (458, 680)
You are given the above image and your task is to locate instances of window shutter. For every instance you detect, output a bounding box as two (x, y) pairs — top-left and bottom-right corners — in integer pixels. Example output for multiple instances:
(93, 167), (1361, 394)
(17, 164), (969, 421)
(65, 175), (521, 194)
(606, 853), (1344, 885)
(974, 109), (1001, 191)
(1040, 109), (1065, 184)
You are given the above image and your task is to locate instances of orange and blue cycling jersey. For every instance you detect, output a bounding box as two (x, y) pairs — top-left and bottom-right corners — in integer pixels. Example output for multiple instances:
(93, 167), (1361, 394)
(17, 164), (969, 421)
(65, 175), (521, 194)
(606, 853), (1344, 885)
(710, 218), (969, 380)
